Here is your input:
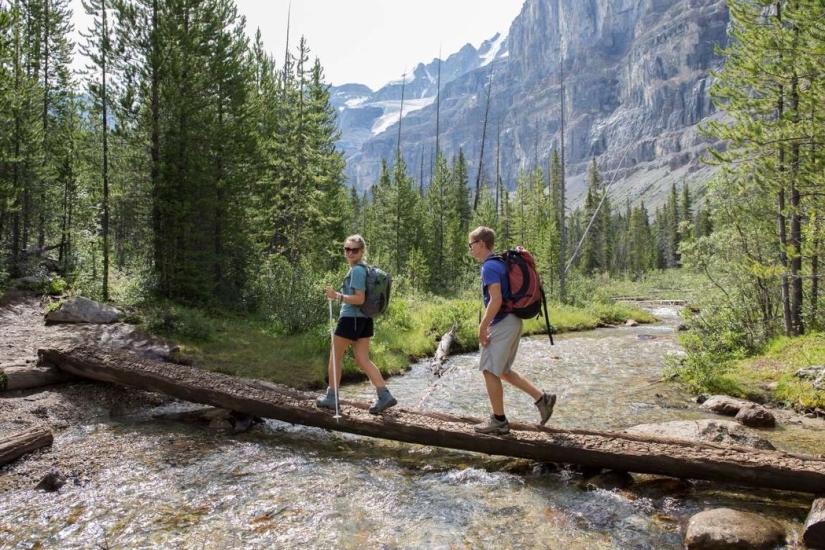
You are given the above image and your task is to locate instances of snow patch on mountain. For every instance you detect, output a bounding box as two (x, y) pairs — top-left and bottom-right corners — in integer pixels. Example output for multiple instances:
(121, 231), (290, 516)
(371, 97), (437, 136)
(479, 32), (508, 66)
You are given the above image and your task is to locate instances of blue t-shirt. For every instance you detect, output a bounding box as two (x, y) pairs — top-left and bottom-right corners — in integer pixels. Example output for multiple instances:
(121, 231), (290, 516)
(341, 263), (368, 318)
(481, 254), (510, 324)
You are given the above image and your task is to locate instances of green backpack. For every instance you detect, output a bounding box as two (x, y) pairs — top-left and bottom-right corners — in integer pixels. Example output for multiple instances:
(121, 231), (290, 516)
(356, 263), (392, 317)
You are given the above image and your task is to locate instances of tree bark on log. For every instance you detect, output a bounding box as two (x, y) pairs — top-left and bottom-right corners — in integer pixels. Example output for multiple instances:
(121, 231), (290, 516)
(804, 498), (825, 549)
(0, 426), (53, 466)
(1, 363), (77, 391)
(430, 324), (457, 376)
(39, 345), (825, 494)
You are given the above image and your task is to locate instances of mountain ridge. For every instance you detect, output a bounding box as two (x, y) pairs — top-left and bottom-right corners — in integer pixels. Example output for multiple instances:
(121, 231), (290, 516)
(332, 0), (728, 211)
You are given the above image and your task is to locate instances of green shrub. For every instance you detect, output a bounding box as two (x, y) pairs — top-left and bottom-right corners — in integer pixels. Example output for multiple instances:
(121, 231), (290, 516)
(250, 255), (330, 335)
(146, 304), (215, 342)
(46, 276), (68, 295)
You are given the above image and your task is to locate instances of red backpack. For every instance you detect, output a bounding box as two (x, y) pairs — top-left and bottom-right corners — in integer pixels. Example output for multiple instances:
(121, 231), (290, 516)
(486, 247), (554, 344)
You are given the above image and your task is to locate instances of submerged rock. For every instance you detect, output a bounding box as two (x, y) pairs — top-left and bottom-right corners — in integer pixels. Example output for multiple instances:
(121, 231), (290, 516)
(684, 508), (785, 550)
(35, 470), (66, 492)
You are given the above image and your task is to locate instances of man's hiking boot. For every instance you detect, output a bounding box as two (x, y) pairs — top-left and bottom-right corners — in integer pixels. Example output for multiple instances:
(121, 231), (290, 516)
(316, 388), (338, 410)
(536, 392), (557, 425)
(474, 415), (510, 435)
(369, 387), (397, 414)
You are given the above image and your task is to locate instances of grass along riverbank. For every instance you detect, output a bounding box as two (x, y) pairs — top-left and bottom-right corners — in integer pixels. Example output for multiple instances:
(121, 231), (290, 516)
(680, 332), (825, 413)
(139, 290), (655, 391)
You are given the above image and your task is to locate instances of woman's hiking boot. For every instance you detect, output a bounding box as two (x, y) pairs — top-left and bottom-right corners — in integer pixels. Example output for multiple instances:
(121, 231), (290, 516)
(316, 388), (338, 410)
(369, 387), (397, 414)
(535, 391), (557, 425)
(474, 415), (510, 434)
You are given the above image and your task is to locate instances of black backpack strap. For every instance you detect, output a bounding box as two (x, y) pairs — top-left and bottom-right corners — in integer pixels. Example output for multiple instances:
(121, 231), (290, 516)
(482, 254), (504, 265)
(540, 285), (554, 345)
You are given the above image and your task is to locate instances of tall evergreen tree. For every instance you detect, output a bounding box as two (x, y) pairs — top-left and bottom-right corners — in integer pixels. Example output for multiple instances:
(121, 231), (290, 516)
(304, 58), (349, 271)
(79, 0), (115, 299)
(703, 0), (825, 336)
(426, 151), (450, 293)
(5, 0), (45, 277)
(580, 158), (608, 275)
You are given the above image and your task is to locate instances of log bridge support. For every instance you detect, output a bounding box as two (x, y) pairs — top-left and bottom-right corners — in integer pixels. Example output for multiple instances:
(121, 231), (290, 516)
(38, 345), (825, 495)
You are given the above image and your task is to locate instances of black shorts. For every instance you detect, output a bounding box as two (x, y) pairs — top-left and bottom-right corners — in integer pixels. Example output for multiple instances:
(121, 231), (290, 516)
(335, 316), (374, 341)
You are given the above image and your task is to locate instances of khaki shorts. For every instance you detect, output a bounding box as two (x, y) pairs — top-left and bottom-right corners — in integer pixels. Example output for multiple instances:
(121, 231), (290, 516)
(479, 314), (523, 377)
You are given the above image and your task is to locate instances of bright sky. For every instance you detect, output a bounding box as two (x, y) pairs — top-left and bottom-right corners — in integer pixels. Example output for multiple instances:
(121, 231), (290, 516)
(70, 0), (525, 91)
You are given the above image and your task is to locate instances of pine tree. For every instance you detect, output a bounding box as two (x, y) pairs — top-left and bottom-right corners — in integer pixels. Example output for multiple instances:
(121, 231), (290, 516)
(372, 151), (423, 276)
(0, 4), (17, 271)
(5, 0), (45, 277)
(304, 58), (349, 271)
(426, 151), (451, 293)
(703, 0), (825, 336)
(79, 0), (116, 299)
(113, 0), (257, 302)
(580, 158), (607, 275)
(510, 167), (529, 247)
(628, 202), (652, 279)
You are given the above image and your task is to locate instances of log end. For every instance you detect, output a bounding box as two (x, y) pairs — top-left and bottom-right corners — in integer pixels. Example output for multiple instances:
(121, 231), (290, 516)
(0, 425), (54, 466)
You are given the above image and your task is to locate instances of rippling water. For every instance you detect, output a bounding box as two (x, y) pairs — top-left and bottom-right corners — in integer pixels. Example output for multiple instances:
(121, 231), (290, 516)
(0, 307), (819, 549)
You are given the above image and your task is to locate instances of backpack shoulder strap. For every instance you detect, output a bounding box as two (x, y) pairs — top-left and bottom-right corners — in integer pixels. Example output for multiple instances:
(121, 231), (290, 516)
(483, 253), (505, 264)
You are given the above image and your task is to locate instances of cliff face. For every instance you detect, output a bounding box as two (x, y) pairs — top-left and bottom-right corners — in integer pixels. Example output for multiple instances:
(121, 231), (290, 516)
(337, 0), (729, 209)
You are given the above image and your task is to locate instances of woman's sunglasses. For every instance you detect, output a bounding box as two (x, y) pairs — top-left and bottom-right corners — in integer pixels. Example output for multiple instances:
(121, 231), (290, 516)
(343, 247), (362, 253)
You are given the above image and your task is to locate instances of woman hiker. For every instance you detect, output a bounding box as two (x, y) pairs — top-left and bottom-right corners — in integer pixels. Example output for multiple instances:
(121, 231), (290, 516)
(317, 234), (398, 415)
(468, 226), (556, 434)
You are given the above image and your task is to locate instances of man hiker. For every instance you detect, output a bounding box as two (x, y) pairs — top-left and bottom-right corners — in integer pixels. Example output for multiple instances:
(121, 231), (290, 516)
(467, 226), (556, 434)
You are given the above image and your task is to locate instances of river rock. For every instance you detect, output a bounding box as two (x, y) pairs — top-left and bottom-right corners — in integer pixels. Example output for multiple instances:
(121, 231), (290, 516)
(35, 470), (66, 492)
(155, 407), (261, 433)
(45, 297), (122, 324)
(734, 404), (776, 428)
(795, 366), (825, 390)
(623, 419), (775, 450)
(700, 395), (753, 416)
(581, 470), (634, 491)
(684, 508), (785, 550)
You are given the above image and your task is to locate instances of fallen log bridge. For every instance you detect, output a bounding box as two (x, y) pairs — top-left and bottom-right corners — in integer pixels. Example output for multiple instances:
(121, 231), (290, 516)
(39, 345), (825, 494)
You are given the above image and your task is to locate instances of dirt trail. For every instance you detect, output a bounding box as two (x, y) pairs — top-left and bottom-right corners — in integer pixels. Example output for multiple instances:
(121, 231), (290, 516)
(0, 291), (178, 492)
(0, 290), (82, 365)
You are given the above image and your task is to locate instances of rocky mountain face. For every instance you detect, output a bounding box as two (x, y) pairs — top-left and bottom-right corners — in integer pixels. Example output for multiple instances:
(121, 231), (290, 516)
(333, 0), (729, 210)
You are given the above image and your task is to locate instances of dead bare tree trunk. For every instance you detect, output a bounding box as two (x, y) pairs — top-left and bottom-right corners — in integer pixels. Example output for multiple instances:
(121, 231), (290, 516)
(472, 70), (493, 212)
(430, 324), (457, 376)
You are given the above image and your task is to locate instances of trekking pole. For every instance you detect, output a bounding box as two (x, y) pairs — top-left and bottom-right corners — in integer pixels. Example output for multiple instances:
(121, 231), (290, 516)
(328, 298), (341, 421)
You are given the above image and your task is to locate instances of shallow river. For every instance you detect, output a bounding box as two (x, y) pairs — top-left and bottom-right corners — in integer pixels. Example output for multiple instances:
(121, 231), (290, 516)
(0, 307), (821, 549)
